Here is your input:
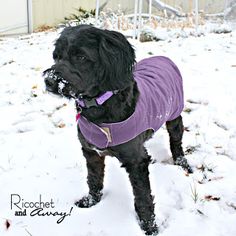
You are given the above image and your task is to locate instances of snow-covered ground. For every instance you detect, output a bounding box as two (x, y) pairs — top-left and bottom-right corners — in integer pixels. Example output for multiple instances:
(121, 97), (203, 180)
(0, 27), (236, 236)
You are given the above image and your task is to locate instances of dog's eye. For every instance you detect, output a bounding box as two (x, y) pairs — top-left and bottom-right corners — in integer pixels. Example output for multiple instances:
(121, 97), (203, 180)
(53, 52), (62, 61)
(77, 56), (86, 61)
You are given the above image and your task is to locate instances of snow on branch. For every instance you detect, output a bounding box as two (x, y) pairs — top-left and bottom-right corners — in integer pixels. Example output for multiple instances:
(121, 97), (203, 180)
(224, 1), (236, 21)
(100, 0), (109, 12)
(147, 0), (185, 17)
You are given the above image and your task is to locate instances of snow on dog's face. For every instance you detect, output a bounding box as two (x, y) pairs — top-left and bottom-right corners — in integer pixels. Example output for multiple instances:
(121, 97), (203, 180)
(43, 68), (73, 97)
(44, 25), (135, 99)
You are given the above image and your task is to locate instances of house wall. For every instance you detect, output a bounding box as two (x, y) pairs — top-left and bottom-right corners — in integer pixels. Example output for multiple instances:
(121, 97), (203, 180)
(31, 0), (95, 30)
(0, 0), (29, 35)
(96, 0), (225, 14)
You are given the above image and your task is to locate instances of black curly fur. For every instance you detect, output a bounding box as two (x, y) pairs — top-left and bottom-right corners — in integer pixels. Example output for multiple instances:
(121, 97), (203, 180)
(44, 25), (192, 235)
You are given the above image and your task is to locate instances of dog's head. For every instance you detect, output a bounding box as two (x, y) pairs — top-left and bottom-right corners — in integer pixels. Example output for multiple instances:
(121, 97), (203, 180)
(44, 25), (135, 100)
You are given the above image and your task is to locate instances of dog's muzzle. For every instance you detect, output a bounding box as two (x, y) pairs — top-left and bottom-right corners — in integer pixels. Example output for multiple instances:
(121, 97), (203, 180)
(44, 69), (61, 91)
(43, 69), (119, 107)
(43, 69), (74, 97)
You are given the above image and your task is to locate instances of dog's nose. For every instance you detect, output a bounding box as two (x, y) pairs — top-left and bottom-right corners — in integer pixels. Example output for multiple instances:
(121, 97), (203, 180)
(44, 77), (58, 92)
(45, 77), (54, 87)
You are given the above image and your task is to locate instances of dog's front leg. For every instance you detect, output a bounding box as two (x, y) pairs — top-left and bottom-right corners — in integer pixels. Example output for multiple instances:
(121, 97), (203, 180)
(116, 146), (158, 235)
(75, 148), (105, 208)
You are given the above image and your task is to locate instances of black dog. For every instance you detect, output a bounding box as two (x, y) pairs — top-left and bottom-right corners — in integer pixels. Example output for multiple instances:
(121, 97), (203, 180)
(44, 25), (192, 235)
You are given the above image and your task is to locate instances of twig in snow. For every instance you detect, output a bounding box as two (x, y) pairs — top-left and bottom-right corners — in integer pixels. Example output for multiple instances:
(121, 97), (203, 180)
(185, 145), (201, 155)
(186, 99), (208, 105)
(204, 195), (220, 201)
(197, 209), (205, 215)
(25, 228), (33, 236)
(190, 183), (199, 203)
(227, 202), (236, 211)
(5, 219), (11, 230)
(214, 121), (228, 131)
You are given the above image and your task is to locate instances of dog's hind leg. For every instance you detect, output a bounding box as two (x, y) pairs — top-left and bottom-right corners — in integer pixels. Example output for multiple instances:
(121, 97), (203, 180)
(166, 115), (192, 173)
(75, 148), (105, 208)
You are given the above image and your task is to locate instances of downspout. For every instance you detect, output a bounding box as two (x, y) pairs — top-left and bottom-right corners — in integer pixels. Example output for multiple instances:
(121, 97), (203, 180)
(27, 0), (33, 33)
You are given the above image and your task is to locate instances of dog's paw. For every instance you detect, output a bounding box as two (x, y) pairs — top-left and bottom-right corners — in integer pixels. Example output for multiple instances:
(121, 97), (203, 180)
(174, 156), (193, 174)
(75, 193), (102, 208)
(140, 218), (158, 235)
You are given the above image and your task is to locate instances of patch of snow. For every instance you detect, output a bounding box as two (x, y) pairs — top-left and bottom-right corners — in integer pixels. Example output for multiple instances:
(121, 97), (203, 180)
(0, 27), (236, 236)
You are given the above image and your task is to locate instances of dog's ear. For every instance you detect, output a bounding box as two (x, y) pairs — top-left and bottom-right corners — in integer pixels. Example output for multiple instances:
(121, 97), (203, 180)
(53, 25), (91, 61)
(98, 30), (136, 90)
(53, 36), (68, 61)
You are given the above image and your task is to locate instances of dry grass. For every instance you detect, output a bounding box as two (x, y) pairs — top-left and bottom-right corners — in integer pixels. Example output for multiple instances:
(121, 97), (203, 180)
(34, 24), (55, 33)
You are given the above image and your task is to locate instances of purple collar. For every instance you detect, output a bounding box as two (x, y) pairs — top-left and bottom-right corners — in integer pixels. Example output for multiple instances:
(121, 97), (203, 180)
(76, 90), (119, 108)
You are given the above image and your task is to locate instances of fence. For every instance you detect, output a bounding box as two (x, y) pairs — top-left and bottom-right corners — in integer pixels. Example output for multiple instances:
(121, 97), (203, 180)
(0, 0), (235, 35)
(32, 0), (228, 30)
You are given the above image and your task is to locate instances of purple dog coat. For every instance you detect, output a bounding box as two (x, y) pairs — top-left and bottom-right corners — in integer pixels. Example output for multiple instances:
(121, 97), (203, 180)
(78, 56), (184, 149)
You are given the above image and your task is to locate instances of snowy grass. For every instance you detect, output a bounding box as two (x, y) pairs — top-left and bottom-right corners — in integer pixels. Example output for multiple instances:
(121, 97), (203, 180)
(0, 28), (236, 236)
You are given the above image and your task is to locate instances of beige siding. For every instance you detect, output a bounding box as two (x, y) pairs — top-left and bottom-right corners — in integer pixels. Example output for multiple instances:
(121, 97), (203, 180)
(143, 0), (225, 14)
(0, 0), (28, 35)
(32, 0), (226, 30)
(164, 0), (225, 13)
(102, 0), (141, 14)
(103, 0), (225, 14)
(32, 0), (96, 29)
